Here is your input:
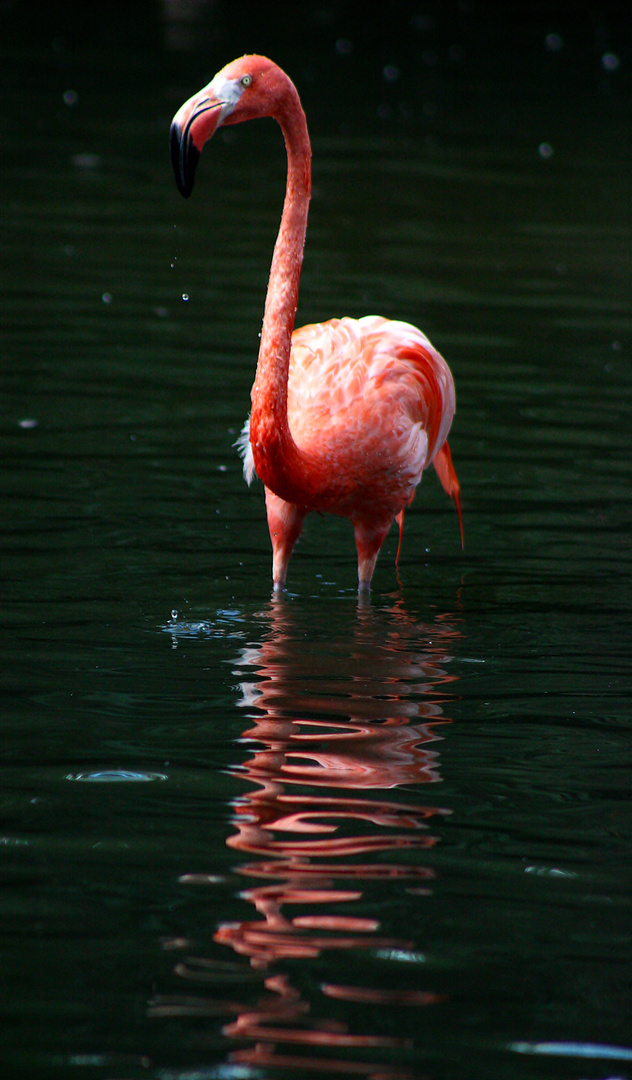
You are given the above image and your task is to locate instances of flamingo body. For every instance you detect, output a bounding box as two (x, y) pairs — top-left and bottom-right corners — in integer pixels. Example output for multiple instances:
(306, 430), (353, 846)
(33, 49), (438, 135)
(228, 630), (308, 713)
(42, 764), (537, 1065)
(170, 56), (462, 589)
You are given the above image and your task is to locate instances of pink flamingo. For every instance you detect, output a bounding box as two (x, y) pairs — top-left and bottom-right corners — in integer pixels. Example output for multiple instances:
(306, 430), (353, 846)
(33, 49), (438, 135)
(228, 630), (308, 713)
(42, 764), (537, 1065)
(170, 55), (463, 590)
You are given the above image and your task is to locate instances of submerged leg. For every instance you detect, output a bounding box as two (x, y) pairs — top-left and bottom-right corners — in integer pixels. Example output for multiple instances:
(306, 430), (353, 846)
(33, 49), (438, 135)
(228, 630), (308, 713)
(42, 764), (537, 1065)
(265, 488), (306, 590)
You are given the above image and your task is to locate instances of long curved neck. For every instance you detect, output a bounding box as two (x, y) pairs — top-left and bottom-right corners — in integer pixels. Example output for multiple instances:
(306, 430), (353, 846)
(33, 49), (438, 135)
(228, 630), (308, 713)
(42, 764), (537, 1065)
(249, 84), (314, 504)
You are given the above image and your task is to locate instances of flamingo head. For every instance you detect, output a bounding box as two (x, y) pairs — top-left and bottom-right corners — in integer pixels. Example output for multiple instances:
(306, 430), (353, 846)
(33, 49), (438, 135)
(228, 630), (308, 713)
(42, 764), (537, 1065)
(170, 54), (291, 198)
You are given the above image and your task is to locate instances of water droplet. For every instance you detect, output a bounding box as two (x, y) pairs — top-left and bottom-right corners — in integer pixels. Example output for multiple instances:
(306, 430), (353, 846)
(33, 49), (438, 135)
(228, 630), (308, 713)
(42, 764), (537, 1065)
(72, 153), (100, 169)
(102, 292), (112, 304)
(411, 14), (433, 32)
(181, 293), (189, 302)
(171, 609), (178, 620)
(63, 89), (78, 106)
(601, 52), (620, 72)
(545, 33), (563, 51)
(538, 142), (553, 160)
(335, 38), (352, 56)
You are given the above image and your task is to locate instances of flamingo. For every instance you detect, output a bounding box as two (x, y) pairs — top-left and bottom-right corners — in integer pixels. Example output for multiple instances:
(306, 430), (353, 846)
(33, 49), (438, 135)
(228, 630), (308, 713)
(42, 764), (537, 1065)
(170, 55), (463, 590)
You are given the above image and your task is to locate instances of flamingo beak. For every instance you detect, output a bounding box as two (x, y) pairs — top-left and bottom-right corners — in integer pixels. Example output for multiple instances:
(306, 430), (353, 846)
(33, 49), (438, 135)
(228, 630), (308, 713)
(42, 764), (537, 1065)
(170, 93), (223, 198)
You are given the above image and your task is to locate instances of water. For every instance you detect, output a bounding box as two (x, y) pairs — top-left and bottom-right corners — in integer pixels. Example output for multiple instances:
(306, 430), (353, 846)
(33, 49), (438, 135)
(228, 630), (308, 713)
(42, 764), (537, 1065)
(2, 4), (631, 1079)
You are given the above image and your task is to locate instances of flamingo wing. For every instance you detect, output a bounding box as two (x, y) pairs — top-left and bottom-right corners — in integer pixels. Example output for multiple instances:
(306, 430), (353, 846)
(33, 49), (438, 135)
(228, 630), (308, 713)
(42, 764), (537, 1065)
(236, 316), (461, 584)
(287, 316), (456, 508)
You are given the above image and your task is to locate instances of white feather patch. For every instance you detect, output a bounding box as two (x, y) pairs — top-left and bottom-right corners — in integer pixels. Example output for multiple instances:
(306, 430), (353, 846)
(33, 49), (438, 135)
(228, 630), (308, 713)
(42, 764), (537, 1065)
(234, 415), (255, 484)
(208, 74), (246, 123)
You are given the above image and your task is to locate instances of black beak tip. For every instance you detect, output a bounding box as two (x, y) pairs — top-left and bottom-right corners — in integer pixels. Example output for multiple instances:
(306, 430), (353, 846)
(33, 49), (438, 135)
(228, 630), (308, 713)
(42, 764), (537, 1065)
(170, 122), (199, 199)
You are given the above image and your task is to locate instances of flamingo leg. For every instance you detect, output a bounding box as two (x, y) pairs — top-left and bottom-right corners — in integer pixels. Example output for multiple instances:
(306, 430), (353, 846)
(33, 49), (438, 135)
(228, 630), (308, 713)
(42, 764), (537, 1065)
(353, 518), (393, 590)
(395, 509), (405, 565)
(265, 488), (306, 590)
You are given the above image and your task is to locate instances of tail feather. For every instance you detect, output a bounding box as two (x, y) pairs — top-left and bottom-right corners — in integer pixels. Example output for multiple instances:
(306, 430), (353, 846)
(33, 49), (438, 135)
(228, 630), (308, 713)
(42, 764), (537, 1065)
(433, 441), (464, 549)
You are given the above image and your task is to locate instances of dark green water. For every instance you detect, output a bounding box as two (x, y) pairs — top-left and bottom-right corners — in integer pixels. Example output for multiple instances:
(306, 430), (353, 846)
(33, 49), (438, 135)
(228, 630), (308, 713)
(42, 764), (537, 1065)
(2, 4), (631, 1079)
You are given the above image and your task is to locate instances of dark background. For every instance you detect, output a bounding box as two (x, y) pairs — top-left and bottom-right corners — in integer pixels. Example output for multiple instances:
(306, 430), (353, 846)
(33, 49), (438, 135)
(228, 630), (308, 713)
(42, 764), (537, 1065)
(2, 0), (630, 140)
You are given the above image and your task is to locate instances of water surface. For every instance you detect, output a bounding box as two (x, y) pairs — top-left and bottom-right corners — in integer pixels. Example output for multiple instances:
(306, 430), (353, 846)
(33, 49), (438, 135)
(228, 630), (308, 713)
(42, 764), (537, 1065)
(2, 4), (631, 1079)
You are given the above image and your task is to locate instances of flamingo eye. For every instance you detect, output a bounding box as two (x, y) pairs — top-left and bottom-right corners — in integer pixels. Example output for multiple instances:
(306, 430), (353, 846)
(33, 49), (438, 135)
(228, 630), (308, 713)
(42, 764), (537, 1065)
(240, 75), (252, 88)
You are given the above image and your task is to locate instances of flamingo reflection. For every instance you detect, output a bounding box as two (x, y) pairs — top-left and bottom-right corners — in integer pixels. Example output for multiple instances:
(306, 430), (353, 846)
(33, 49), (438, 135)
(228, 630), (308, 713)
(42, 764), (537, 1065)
(155, 596), (462, 1077)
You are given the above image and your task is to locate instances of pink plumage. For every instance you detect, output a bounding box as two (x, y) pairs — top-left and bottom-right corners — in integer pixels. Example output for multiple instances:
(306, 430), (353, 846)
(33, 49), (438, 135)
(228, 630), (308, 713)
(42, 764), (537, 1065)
(171, 56), (462, 589)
